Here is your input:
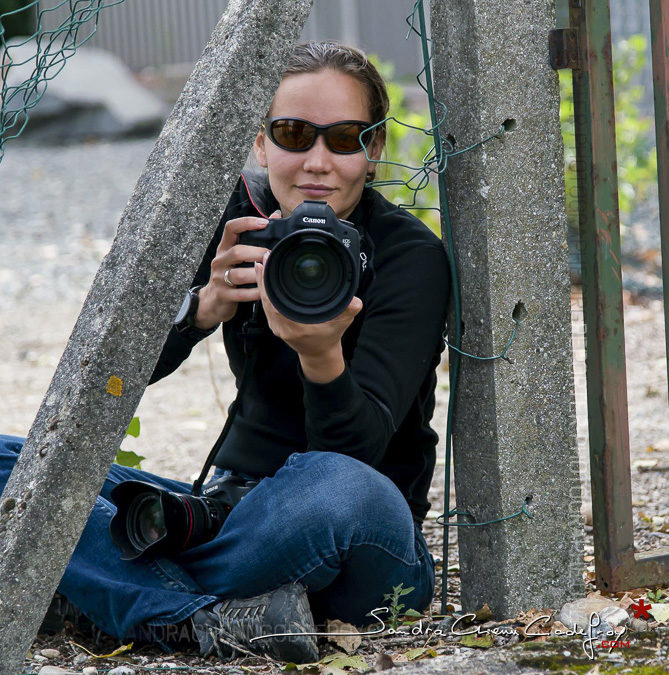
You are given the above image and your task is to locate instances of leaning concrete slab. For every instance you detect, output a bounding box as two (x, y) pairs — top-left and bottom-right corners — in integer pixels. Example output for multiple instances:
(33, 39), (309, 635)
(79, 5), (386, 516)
(0, 0), (312, 671)
(430, 0), (584, 616)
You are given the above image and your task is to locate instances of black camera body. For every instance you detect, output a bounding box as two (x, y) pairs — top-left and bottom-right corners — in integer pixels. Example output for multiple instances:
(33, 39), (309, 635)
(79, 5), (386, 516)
(109, 474), (258, 561)
(239, 200), (361, 324)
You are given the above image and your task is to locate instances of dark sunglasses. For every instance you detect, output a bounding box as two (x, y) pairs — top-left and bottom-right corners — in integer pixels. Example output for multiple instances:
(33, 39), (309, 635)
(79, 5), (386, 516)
(263, 117), (374, 154)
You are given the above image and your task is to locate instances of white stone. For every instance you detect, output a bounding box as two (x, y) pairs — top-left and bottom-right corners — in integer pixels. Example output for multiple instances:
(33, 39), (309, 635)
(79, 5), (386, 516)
(108, 667), (136, 675)
(4, 39), (166, 141)
(558, 597), (624, 629)
(599, 605), (630, 628)
(40, 649), (61, 659)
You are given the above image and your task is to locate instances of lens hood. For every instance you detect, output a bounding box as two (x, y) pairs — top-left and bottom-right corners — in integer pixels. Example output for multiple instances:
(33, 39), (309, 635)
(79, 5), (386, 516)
(265, 228), (359, 323)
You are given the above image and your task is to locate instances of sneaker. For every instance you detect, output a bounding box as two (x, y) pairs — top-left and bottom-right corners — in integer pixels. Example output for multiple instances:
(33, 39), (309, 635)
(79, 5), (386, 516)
(192, 582), (318, 663)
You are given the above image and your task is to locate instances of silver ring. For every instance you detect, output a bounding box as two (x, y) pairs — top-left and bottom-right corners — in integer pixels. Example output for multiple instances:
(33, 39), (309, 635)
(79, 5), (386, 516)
(224, 268), (235, 288)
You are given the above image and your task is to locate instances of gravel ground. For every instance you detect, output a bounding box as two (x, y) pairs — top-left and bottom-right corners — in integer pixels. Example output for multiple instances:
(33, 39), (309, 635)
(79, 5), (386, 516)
(1, 137), (667, 673)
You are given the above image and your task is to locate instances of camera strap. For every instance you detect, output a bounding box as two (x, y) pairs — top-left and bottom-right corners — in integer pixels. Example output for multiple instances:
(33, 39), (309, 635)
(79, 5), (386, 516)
(191, 302), (264, 497)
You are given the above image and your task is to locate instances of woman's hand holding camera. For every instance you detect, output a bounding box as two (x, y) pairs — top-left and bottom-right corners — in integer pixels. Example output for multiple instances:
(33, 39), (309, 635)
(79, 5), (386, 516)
(195, 216), (271, 328)
(197, 208), (362, 384)
(255, 250), (363, 384)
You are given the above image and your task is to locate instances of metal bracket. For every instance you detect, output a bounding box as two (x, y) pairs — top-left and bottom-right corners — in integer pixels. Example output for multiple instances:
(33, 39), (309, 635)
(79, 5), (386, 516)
(549, 28), (580, 70)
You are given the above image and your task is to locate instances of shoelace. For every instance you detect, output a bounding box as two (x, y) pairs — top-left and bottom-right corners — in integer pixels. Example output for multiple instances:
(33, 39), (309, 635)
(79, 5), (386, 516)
(214, 602), (265, 649)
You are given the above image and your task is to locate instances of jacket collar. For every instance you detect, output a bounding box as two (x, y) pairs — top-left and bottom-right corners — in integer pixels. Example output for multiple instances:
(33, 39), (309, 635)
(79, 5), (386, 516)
(240, 168), (371, 230)
(240, 169), (279, 218)
(239, 169), (375, 291)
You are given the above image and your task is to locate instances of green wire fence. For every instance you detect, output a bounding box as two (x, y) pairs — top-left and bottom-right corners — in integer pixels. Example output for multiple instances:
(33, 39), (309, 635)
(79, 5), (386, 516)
(0, 0), (123, 162)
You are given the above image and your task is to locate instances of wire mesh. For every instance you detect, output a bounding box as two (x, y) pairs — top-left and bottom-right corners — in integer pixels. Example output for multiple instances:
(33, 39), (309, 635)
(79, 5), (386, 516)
(0, 0), (124, 162)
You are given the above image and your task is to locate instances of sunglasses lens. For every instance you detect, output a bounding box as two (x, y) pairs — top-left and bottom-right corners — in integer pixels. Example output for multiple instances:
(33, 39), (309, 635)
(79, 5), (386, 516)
(270, 119), (315, 150)
(267, 119), (372, 153)
(327, 123), (369, 153)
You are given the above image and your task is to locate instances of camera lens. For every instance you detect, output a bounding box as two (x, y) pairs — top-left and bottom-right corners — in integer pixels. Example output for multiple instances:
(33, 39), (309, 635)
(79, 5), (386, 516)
(127, 494), (166, 550)
(110, 477), (256, 560)
(294, 252), (327, 289)
(275, 239), (342, 306)
(265, 231), (357, 323)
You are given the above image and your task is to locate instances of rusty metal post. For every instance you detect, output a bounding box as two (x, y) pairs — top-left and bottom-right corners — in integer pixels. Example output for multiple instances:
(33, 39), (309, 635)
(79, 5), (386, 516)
(651, 0), (669, 394)
(570, 0), (669, 590)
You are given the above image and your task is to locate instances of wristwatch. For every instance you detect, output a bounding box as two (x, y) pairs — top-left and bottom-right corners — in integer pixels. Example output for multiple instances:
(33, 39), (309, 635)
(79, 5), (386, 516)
(174, 286), (218, 337)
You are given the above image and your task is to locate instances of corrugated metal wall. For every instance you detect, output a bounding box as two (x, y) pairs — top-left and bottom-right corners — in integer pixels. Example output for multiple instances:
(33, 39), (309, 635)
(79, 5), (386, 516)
(39, 0), (425, 79)
(37, 0), (654, 112)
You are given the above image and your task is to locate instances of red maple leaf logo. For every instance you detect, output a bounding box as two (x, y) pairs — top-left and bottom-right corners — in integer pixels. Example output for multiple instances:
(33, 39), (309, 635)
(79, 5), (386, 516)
(630, 598), (652, 620)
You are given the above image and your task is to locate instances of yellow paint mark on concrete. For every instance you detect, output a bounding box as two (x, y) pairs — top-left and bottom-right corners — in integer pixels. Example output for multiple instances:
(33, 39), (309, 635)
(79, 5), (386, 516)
(106, 376), (123, 397)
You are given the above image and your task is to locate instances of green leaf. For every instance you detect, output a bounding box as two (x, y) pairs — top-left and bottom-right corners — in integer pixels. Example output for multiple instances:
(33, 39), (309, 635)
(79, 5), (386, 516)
(281, 664), (319, 673)
(402, 608), (424, 618)
(399, 586), (415, 596)
(404, 647), (437, 661)
(318, 652), (368, 670)
(125, 416), (141, 438)
(650, 604), (669, 623)
(460, 634), (494, 649)
(115, 449), (145, 469)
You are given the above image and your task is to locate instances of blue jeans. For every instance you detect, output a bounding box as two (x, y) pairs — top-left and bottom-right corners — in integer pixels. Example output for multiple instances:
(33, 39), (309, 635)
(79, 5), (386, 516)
(0, 435), (434, 641)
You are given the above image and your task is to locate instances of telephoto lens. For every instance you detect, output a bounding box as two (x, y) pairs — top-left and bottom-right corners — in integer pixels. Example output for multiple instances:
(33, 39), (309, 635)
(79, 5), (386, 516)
(238, 200), (361, 323)
(109, 475), (257, 560)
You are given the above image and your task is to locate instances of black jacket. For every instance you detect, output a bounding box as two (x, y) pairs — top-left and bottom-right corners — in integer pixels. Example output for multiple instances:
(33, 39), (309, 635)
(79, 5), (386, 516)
(151, 173), (450, 524)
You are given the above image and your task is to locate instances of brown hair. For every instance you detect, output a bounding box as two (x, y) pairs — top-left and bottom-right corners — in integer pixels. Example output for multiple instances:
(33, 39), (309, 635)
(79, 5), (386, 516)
(281, 41), (389, 133)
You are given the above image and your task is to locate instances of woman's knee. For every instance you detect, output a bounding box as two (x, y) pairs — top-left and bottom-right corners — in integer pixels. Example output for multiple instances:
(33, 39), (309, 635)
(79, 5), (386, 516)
(0, 435), (26, 493)
(280, 451), (414, 542)
(0, 435), (25, 455)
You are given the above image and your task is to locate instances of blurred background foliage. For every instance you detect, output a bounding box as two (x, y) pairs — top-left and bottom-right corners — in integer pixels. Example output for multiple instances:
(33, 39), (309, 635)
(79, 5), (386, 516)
(371, 34), (657, 240)
(560, 33), (658, 235)
(369, 55), (441, 234)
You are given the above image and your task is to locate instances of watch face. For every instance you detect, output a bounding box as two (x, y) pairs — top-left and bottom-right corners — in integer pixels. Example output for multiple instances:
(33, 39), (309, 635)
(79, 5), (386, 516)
(174, 292), (192, 325)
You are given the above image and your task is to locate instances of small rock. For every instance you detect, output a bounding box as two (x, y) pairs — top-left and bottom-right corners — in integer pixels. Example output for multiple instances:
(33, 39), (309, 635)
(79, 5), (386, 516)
(374, 652), (395, 671)
(40, 649), (61, 659)
(558, 596), (623, 629)
(630, 618), (649, 632)
(586, 618), (614, 640)
(73, 654), (89, 665)
(82, 668), (99, 675)
(599, 605), (630, 628)
(437, 615), (456, 630)
(108, 667), (136, 675)
(38, 667), (69, 675)
(33, 654), (47, 662)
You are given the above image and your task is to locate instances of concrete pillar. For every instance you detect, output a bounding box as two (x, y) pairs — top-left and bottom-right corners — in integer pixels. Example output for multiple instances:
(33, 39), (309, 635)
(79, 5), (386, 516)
(431, 0), (584, 617)
(0, 1), (312, 671)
